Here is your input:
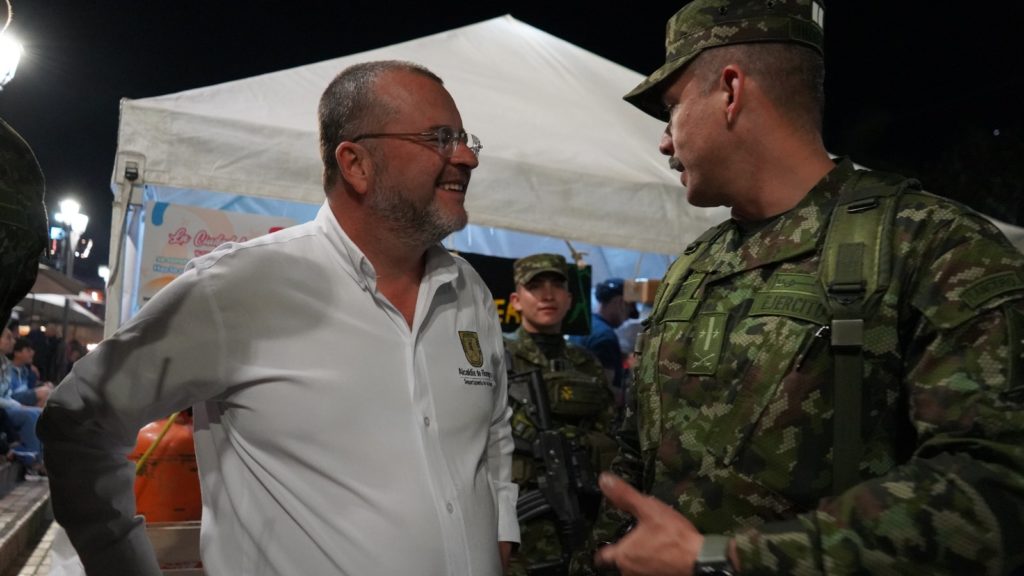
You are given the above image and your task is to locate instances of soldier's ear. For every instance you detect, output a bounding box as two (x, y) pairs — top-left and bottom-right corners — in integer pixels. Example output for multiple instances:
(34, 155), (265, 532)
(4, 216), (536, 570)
(720, 64), (745, 126)
(509, 291), (523, 312)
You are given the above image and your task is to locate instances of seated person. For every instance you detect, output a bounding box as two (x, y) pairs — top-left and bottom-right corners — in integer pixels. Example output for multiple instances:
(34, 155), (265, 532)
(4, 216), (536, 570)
(7, 337), (53, 407)
(0, 328), (43, 470)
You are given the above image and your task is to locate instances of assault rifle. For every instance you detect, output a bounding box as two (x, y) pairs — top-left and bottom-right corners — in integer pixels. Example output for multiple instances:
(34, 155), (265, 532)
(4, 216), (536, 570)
(509, 369), (597, 574)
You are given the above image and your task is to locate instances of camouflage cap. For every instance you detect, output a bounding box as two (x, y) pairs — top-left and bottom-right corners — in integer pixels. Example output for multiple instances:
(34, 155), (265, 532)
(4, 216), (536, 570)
(514, 253), (569, 286)
(625, 0), (826, 119)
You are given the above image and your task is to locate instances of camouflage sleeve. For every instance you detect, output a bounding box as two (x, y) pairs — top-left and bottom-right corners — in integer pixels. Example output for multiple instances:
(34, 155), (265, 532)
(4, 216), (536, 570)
(734, 209), (1024, 575)
(569, 377), (645, 575)
(595, 369), (618, 437)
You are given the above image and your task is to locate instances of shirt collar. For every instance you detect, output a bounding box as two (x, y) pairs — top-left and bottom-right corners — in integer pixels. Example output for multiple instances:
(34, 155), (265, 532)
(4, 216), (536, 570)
(316, 201), (460, 293)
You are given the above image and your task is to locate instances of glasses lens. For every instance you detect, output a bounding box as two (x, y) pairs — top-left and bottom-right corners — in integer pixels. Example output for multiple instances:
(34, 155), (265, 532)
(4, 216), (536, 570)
(431, 128), (481, 157)
(433, 127), (456, 156)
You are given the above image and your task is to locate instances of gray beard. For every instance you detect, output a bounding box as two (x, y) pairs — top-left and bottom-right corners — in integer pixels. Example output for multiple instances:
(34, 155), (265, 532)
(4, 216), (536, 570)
(368, 182), (467, 248)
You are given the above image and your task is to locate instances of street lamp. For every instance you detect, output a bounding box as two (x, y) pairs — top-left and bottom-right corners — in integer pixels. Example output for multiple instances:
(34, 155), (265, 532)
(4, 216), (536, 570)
(54, 198), (89, 279)
(0, 0), (22, 89)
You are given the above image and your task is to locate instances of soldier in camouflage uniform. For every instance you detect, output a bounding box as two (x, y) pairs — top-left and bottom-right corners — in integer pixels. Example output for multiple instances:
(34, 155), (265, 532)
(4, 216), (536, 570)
(0, 114), (48, 326)
(574, 1), (1024, 575)
(505, 254), (617, 575)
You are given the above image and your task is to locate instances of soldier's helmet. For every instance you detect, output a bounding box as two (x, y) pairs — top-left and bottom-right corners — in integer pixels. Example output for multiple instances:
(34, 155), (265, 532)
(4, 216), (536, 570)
(514, 253), (569, 286)
(625, 0), (826, 120)
(0, 117), (48, 326)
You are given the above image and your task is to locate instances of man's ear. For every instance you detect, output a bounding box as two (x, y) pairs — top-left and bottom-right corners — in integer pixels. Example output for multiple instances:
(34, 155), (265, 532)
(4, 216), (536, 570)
(720, 64), (745, 126)
(336, 142), (372, 195)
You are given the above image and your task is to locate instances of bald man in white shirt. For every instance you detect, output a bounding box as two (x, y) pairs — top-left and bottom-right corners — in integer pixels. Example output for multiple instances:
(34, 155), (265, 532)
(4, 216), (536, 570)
(39, 60), (519, 576)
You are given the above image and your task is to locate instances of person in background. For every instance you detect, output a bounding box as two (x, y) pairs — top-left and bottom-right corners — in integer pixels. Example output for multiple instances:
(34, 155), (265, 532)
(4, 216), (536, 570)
(0, 328), (44, 473)
(7, 337), (53, 407)
(575, 1), (1024, 575)
(504, 253), (616, 575)
(25, 321), (52, 382)
(570, 278), (638, 406)
(40, 60), (518, 575)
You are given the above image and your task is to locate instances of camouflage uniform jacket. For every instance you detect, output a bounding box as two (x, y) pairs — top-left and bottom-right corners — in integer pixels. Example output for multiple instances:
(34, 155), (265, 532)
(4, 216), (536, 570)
(505, 327), (616, 574)
(587, 159), (1024, 575)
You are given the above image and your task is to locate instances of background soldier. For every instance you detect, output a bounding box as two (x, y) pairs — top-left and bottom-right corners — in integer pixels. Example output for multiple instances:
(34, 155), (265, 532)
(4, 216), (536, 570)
(577, 1), (1024, 575)
(505, 253), (617, 575)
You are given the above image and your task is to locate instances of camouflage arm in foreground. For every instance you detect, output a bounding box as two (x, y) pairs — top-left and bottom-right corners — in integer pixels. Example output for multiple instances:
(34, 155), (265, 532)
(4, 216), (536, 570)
(569, 381), (644, 575)
(735, 210), (1024, 575)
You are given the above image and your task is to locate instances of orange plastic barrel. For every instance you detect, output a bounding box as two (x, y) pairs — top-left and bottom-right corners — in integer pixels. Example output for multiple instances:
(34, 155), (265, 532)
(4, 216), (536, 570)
(128, 413), (202, 522)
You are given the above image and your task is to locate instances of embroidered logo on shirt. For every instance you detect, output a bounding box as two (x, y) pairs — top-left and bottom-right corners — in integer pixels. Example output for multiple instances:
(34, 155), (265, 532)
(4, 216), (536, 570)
(459, 331), (484, 367)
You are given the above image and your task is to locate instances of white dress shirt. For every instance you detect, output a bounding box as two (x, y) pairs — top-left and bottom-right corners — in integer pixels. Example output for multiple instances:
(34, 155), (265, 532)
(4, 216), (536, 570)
(39, 202), (519, 575)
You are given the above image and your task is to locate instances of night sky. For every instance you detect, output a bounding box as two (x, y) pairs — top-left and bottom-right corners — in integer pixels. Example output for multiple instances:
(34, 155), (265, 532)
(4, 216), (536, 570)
(1, 1), (1020, 285)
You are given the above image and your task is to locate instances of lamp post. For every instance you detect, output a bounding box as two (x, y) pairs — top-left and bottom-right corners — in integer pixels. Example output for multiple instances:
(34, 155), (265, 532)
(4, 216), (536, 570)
(54, 198), (89, 279)
(53, 198), (88, 380)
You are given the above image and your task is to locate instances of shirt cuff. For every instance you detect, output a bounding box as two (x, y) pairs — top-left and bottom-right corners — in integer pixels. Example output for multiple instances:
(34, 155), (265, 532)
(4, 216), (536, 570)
(494, 480), (521, 544)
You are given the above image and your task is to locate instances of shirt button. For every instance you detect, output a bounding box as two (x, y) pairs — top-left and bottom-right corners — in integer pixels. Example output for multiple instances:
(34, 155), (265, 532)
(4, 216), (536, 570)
(424, 416), (431, 427)
(446, 502), (454, 514)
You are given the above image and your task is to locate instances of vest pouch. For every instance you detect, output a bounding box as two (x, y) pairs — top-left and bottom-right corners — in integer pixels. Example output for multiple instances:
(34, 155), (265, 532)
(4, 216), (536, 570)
(545, 371), (606, 418)
(585, 429), (619, 473)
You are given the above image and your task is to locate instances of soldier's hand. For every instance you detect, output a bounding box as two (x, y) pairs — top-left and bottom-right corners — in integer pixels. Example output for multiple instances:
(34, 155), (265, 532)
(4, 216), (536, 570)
(594, 473), (702, 576)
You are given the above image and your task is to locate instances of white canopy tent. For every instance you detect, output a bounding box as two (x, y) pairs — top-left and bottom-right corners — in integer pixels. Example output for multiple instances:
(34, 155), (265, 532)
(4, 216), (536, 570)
(106, 15), (730, 333)
(106, 15), (1024, 335)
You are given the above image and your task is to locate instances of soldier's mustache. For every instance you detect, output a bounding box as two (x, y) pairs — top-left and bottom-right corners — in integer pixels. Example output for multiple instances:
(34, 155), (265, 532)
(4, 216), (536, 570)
(668, 157), (683, 172)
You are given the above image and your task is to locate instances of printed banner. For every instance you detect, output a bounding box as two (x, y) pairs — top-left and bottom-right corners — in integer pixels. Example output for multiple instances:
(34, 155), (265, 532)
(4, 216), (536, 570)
(138, 202), (295, 305)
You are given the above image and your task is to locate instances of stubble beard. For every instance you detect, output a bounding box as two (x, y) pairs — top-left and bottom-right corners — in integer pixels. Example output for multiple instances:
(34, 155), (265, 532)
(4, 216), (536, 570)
(368, 178), (467, 248)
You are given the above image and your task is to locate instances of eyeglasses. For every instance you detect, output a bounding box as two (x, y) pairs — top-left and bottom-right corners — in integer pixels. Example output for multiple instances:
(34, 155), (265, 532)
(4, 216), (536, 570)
(351, 126), (482, 158)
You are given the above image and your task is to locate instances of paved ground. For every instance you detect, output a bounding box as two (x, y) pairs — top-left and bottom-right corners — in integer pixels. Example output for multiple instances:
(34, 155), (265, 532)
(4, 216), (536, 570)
(0, 477), (52, 576)
(7, 520), (55, 576)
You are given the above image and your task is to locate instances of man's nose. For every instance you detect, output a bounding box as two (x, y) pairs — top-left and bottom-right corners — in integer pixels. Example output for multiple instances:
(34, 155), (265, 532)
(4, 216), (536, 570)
(451, 140), (479, 169)
(658, 126), (674, 156)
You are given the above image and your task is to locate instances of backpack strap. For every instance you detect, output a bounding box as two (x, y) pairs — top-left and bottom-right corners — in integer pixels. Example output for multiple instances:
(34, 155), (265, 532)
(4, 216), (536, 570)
(820, 171), (919, 494)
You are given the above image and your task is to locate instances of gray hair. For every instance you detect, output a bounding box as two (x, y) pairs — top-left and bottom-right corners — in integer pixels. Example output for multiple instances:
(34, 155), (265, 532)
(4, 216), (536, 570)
(318, 60), (443, 190)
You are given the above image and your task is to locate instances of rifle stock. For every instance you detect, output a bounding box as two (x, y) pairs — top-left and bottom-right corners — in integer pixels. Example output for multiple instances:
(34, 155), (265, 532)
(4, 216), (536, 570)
(509, 369), (589, 566)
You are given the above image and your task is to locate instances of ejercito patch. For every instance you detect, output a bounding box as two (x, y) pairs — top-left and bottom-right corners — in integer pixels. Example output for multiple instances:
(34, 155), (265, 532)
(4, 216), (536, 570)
(459, 331), (484, 367)
(962, 272), (1024, 309)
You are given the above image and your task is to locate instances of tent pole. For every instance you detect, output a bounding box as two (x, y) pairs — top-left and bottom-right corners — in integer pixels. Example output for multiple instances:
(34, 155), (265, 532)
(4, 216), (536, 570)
(105, 155), (142, 338)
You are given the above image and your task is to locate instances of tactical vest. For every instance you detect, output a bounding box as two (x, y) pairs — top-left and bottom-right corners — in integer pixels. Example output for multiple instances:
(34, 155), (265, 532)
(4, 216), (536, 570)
(636, 169), (920, 495)
(509, 354), (609, 446)
(505, 336), (615, 486)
